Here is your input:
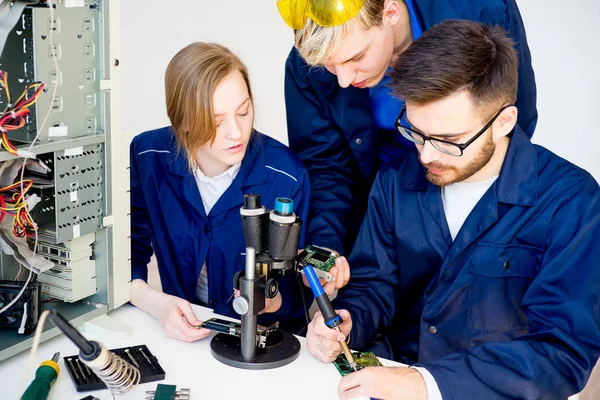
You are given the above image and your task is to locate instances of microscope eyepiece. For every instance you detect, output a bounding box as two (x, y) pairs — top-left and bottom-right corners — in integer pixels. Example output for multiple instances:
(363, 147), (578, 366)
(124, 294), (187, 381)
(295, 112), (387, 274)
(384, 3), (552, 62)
(274, 197), (294, 215)
(244, 194), (261, 209)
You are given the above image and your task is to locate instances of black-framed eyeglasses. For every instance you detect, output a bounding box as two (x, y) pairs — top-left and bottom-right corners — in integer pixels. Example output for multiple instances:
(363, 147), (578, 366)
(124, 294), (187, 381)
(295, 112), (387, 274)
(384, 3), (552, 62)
(394, 104), (513, 156)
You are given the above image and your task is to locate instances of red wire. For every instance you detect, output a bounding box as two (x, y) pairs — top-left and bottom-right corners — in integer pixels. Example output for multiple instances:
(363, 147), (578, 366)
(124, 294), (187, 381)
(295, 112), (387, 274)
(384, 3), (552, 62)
(0, 79), (45, 157)
(0, 73), (44, 235)
(0, 194), (5, 223)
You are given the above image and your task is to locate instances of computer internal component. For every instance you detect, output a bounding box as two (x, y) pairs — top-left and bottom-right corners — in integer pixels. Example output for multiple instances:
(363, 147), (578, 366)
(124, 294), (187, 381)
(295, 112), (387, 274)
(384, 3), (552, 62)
(0, 278), (41, 335)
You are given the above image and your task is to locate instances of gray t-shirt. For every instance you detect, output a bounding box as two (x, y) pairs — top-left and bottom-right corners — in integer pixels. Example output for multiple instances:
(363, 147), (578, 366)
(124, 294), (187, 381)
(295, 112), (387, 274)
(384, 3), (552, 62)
(441, 176), (498, 241)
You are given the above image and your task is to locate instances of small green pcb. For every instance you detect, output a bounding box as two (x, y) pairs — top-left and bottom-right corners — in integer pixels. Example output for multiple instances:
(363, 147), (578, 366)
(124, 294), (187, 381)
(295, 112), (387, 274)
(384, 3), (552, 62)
(298, 245), (339, 282)
(152, 384), (177, 400)
(333, 351), (383, 376)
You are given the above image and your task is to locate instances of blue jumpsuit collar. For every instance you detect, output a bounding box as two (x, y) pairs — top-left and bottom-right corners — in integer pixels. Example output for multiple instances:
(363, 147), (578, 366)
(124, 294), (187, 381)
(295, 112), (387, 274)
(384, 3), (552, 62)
(495, 127), (537, 206)
(404, 0), (424, 40)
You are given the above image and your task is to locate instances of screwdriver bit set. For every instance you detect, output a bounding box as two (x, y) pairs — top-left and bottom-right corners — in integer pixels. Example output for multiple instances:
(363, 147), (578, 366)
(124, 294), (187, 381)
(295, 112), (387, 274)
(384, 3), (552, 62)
(63, 344), (166, 392)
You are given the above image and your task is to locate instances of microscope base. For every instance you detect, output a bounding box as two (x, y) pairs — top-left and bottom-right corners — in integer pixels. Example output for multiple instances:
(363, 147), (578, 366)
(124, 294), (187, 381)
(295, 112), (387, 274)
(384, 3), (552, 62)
(210, 330), (301, 370)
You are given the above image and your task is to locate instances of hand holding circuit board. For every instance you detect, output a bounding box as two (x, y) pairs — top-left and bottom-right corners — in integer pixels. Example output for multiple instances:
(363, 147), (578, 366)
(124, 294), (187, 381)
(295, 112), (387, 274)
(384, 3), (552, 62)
(298, 248), (383, 377)
(298, 245), (350, 296)
(195, 318), (279, 348)
(334, 351), (383, 376)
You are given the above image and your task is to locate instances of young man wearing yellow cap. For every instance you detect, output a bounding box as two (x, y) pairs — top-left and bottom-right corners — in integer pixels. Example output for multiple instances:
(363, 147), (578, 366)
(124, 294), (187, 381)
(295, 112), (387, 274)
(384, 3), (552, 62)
(278, 0), (537, 256)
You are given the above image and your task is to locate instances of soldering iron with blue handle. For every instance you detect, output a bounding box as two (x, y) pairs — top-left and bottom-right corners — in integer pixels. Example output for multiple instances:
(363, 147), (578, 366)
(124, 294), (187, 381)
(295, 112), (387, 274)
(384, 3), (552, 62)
(302, 263), (357, 372)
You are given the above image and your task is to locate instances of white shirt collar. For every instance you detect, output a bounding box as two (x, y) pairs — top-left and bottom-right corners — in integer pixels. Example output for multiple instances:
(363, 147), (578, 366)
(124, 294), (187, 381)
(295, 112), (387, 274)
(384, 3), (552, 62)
(195, 162), (241, 183)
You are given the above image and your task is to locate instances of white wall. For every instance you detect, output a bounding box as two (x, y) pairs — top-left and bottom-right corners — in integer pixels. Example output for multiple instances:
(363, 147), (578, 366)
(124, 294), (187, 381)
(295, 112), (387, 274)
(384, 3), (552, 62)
(121, 0), (600, 180)
(120, 1), (292, 144)
(518, 0), (600, 179)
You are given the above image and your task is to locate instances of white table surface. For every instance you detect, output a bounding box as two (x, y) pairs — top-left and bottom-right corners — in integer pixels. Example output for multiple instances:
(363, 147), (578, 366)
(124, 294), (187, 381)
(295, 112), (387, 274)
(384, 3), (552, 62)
(0, 303), (401, 399)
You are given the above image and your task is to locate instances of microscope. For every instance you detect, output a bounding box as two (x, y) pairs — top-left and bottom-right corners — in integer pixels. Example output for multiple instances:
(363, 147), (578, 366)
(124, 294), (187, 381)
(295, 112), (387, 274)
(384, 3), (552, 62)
(210, 194), (303, 370)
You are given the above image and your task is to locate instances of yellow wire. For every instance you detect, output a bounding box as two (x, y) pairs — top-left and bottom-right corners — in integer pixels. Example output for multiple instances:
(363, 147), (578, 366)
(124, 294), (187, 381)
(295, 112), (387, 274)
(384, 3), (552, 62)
(1, 72), (10, 111)
(0, 179), (36, 235)
(13, 83), (43, 108)
(12, 86), (30, 106)
(24, 210), (36, 226)
(12, 214), (19, 233)
(1, 139), (17, 155)
(0, 75), (45, 157)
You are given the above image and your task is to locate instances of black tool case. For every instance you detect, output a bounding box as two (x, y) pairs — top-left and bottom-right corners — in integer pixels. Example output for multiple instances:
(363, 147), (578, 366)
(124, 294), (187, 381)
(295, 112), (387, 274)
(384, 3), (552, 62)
(63, 344), (165, 392)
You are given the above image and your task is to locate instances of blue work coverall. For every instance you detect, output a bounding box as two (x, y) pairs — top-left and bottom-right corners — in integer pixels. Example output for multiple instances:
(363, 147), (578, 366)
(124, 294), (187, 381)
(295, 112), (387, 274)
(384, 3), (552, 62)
(130, 128), (312, 331)
(334, 126), (600, 398)
(285, 0), (537, 255)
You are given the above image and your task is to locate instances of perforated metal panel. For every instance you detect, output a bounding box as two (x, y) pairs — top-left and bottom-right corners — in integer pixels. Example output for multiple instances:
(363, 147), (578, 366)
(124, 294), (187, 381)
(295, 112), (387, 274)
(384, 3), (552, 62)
(54, 144), (105, 242)
(0, 1), (104, 142)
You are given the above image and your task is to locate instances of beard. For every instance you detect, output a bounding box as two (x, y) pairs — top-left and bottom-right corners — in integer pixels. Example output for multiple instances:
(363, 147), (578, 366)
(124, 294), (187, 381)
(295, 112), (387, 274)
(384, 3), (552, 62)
(422, 133), (496, 187)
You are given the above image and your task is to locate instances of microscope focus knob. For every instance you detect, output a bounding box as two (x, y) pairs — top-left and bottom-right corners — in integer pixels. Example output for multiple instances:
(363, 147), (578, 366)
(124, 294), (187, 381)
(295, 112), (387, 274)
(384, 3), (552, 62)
(233, 296), (249, 315)
(264, 278), (279, 299)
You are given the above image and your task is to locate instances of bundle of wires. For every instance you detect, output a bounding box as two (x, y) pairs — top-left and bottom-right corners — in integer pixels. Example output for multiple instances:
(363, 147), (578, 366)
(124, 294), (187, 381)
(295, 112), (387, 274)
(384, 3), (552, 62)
(0, 71), (44, 238)
(0, 178), (37, 237)
(1, 0), (58, 343)
(0, 70), (45, 156)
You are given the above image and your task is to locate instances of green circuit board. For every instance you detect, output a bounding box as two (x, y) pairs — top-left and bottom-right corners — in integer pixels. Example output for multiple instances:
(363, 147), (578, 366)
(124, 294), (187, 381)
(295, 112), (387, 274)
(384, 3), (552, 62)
(333, 351), (383, 376)
(298, 245), (339, 282)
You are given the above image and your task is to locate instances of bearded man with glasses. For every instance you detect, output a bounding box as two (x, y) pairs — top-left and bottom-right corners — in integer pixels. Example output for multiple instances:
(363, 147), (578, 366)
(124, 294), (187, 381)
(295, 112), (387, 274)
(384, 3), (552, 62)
(306, 20), (600, 400)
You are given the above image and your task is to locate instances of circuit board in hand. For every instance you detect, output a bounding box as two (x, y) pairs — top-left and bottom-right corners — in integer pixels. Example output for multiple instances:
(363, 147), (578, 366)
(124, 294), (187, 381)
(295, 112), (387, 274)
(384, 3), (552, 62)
(200, 318), (241, 336)
(198, 318), (278, 348)
(333, 351), (383, 376)
(298, 245), (339, 282)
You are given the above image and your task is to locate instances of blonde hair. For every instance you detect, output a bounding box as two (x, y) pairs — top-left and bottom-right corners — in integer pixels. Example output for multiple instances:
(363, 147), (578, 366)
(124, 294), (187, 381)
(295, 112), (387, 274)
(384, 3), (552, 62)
(295, 0), (385, 65)
(164, 42), (253, 166)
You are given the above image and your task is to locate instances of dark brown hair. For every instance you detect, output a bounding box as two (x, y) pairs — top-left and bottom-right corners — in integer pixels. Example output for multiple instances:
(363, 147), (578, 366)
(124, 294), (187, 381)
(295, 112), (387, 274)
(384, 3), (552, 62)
(165, 42), (253, 167)
(389, 20), (518, 114)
